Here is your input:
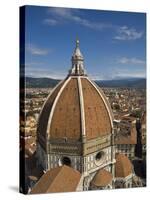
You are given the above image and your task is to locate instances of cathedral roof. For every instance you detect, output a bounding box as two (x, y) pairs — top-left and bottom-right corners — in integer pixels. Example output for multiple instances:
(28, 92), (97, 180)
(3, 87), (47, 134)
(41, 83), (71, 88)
(30, 165), (81, 194)
(37, 40), (113, 149)
(91, 169), (113, 187)
(115, 154), (133, 178)
(38, 76), (113, 144)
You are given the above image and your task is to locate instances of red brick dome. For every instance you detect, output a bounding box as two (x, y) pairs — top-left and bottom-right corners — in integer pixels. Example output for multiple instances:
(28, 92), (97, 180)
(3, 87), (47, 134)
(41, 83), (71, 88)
(37, 40), (113, 150)
(91, 169), (113, 187)
(37, 76), (113, 145)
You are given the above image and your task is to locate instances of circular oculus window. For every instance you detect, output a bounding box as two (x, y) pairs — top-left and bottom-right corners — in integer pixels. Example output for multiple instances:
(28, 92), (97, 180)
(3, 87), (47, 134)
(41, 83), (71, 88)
(95, 151), (105, 166)
(61, 156), (71, 166)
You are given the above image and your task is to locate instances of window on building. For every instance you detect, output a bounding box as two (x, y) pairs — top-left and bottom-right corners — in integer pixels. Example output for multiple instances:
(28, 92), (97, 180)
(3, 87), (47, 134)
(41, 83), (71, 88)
(95, 151), (104, 161)
(61, 157), (71, 166)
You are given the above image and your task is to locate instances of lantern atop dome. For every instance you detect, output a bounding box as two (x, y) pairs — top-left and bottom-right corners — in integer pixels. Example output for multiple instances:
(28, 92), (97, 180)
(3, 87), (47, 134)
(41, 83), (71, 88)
(69, 39), (86, 76)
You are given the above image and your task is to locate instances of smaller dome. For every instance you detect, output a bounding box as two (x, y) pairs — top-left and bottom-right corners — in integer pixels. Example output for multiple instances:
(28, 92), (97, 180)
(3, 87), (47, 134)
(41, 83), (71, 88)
(91, 169), (113, 187)
(115, 154), (133, 178)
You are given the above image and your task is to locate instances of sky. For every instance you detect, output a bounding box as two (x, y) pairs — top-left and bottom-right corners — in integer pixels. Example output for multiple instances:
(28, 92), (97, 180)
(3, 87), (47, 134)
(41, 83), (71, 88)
(23, 6), (146, 80)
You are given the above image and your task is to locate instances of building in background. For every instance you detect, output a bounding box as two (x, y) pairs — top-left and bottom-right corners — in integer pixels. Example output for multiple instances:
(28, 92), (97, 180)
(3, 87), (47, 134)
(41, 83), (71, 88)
(114, 116), (137, 160)
(141, 112), (146, 159)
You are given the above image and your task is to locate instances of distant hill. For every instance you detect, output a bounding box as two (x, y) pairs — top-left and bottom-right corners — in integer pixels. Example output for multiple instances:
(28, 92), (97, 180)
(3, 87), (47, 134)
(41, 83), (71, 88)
(25, 77), (146, 89)
(25, 77), (60, 88)
(96, 78), (146, 89)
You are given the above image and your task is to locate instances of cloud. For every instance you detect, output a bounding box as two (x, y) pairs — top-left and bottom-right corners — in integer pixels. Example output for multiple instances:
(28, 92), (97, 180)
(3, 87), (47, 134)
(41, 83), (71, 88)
(25, 65), (67, 79)
(44, 8), (113, 31)
(87, 69), (146, 80)
(117, 57), (146, 65)
(48, 7), (73, 18)
(26, 44), (49, 55)
(43, 19), (58, 26)
(44, 8), (144, 42)
(25, 64), (146, 80)
(113, 69), (146, 79)
(25, 62), (45, 67)
(114, 26), (143, 40)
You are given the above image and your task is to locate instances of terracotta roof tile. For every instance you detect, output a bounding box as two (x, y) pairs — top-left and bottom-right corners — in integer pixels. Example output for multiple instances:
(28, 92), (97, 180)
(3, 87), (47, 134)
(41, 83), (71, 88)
(81, 78), (112, 140)
(37, 81), (64, 144)
(115, 125), (137, 145)
(91, 169), (113, 187)
(30, 165), (81, 194)
(115, 154), (132, 178)
(37, 77), (113, 145)
(50, 78), (81, 140)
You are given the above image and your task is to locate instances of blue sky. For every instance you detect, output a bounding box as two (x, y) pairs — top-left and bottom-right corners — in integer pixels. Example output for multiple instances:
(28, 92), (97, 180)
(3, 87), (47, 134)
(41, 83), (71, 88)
(24, 6), (146, 80)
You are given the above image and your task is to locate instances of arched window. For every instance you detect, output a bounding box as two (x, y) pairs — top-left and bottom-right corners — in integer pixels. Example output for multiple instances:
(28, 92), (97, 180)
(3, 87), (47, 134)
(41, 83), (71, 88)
(61, 157), (71, 166)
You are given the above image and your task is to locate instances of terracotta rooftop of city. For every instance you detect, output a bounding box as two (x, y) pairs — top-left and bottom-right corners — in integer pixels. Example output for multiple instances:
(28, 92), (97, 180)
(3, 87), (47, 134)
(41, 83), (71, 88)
(115, 119), (137, 145)
(30, 165), (81, 194)
(115, 154), (133, 178)
(37, 40), (113, 148)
